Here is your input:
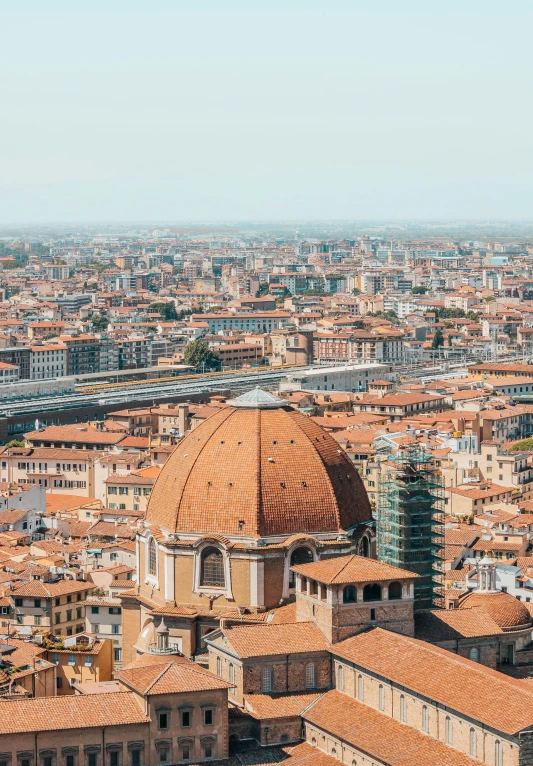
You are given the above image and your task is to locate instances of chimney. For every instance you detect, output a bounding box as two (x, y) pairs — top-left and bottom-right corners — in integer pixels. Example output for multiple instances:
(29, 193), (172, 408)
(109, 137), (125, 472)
(178, 405), (189, 436)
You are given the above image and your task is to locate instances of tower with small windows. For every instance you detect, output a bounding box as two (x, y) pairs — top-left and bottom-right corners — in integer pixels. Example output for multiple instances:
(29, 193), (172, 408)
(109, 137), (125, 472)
(291, 554), (418, 643)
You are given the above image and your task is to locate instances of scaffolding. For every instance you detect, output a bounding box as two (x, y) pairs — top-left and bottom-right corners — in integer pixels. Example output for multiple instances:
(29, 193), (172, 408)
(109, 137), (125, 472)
(377, 449), (444, 611)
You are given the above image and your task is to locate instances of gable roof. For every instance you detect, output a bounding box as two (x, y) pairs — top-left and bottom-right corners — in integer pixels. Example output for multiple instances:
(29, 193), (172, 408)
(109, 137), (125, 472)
(115, 659), (233, 695)
(0, 691), (149, 734)
(331, 627), (533, 735)
(217, 622), (329, 659)
(304, 690), (480, 766)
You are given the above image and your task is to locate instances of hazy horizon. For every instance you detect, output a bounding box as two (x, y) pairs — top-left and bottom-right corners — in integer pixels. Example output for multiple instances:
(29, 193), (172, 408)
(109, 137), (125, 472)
(1, 0), (532, 223)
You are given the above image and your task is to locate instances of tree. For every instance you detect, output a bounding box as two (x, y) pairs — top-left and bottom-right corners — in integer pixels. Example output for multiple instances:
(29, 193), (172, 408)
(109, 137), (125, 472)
(432, 328), (444, 349)
(351, 288), (361, 296)
(183, 339), (221, 371)
(90, 313), (109, 332)
(149, 301), (178, 321)
(509, 438), (533, 452)
(255, 282), (270, 298)
(412, 285), (427, 294)
(5, 439), (25, 448)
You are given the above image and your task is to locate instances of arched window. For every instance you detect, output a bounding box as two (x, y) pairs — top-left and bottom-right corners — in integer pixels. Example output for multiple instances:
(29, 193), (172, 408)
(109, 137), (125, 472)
(422, 705), (429, 734)
(311, 738), (317, 747)
(262, 666), (273, 693)
(229, 663), (235, 694)
(495, 741), (502, 766)
(445, 716), (452, 746)
(305, 663), (317, 690)
(359, 537), (369, 557)
(216, 656), (222, 677)
(379, 684), (384, 712)
(469, 728), (477, 758)
(148, 537), (157, 577)
(337, 664), (344, 692)
(200, 547), (225, 588)
(343, 585), (357, 603)
(469, 646), (480, 663)
(363, 583), (382, 602)
(399, 694), (406, 723)
(388, 582), (402, 600)
(330, 749), (336, 758)
(289, 547), (314, 587)
(357, 674), (364, 702)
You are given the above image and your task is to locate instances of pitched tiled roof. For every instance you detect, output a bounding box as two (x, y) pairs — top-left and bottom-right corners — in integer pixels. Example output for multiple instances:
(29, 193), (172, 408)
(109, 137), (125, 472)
(145, 405), (372, 537)
(220, 622), (329, 659)
(244, 692), (322, 719)
(115, 660), (233, 694)
(332, 627), (533, 735)
(415, 606), (503, 641)
(291, 554), (417, 585)
(0, 691), (149, 733)
(11, 579), (91, 597)
(304, 690), (480, 766)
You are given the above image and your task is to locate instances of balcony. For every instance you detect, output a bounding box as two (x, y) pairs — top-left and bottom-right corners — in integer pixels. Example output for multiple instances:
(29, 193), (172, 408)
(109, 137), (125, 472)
(147, 642), (181, 656)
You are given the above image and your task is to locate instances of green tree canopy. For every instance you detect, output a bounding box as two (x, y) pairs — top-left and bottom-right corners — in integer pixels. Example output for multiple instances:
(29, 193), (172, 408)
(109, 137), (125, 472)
(432, 328), (445, 349)
(5, 439), (25, 448)
(149, 301), (178, 321)
(509, 438), (533, 452)
(412, 285), (427, 294)
(183, 339), (221, 371)
(90, 313), (109, 332)
(255, 282), (270, 298)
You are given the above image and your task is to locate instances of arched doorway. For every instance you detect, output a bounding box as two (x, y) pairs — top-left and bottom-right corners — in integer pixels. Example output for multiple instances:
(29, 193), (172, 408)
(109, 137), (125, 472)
(359, 536), (370, 558)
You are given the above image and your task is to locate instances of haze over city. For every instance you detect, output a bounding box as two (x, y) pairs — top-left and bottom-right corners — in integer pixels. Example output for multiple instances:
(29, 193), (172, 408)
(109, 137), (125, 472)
(2, 0), (533, 222)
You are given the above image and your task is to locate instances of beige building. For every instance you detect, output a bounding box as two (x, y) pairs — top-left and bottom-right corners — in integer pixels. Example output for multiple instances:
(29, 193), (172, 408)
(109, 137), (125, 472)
(11, 578), (93, 636)
(0, 653), (232, 765)
(45, 632), (113, 694)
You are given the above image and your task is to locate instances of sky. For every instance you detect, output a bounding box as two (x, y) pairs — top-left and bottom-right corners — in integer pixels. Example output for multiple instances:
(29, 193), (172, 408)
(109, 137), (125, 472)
(0, 0), (532, 223)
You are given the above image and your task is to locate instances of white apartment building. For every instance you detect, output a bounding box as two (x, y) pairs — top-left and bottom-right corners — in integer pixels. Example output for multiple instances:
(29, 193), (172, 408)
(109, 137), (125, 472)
(85, 596), (124, 667)
(29, 343), (67, 380)
(279, 363), (392, 393)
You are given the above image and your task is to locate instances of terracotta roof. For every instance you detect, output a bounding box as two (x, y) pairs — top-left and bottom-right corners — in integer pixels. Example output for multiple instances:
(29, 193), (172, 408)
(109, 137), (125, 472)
(145, 404), (372, 537)
(46, 494), (101, 514)
(220, 621), (329, 659)
(0, 692), (149, 733)
(25, 425), (126, 445)
(11, 579), (91, 597)
(459, 590), (531, 629)
(244, 692), (321, 719)
(291, 554), (417, 585)
(415, 606), (503, 641)
(304, 690), (479, 766)
(331, 627), (533, 735)
(116, 659), (233, 694)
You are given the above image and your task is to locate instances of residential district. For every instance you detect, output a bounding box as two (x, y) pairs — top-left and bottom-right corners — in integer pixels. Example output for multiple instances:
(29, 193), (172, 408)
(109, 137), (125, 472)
(4, 223), (533, 765)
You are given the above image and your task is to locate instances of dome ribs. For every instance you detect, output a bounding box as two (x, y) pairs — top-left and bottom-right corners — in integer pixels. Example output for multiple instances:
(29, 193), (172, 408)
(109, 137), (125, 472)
(146, 401), (372, 538)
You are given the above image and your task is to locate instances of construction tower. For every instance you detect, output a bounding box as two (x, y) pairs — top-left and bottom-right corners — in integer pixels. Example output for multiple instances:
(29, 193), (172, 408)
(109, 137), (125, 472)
(377, 449), (444, 610)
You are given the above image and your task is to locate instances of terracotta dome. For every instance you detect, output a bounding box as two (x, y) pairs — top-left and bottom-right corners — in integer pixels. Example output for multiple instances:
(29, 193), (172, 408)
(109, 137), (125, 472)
(459, 591), (532, 630)
(146, 389), (372, 537)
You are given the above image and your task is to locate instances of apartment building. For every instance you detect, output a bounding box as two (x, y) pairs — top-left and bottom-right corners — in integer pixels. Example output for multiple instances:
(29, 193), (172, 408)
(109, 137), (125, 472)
(11, 578), (93, 636)
(29, 342), (68, 380)
(46, 632), (113, 694)
(0, 448), (99, 495)
(84, 596), (124, 666)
